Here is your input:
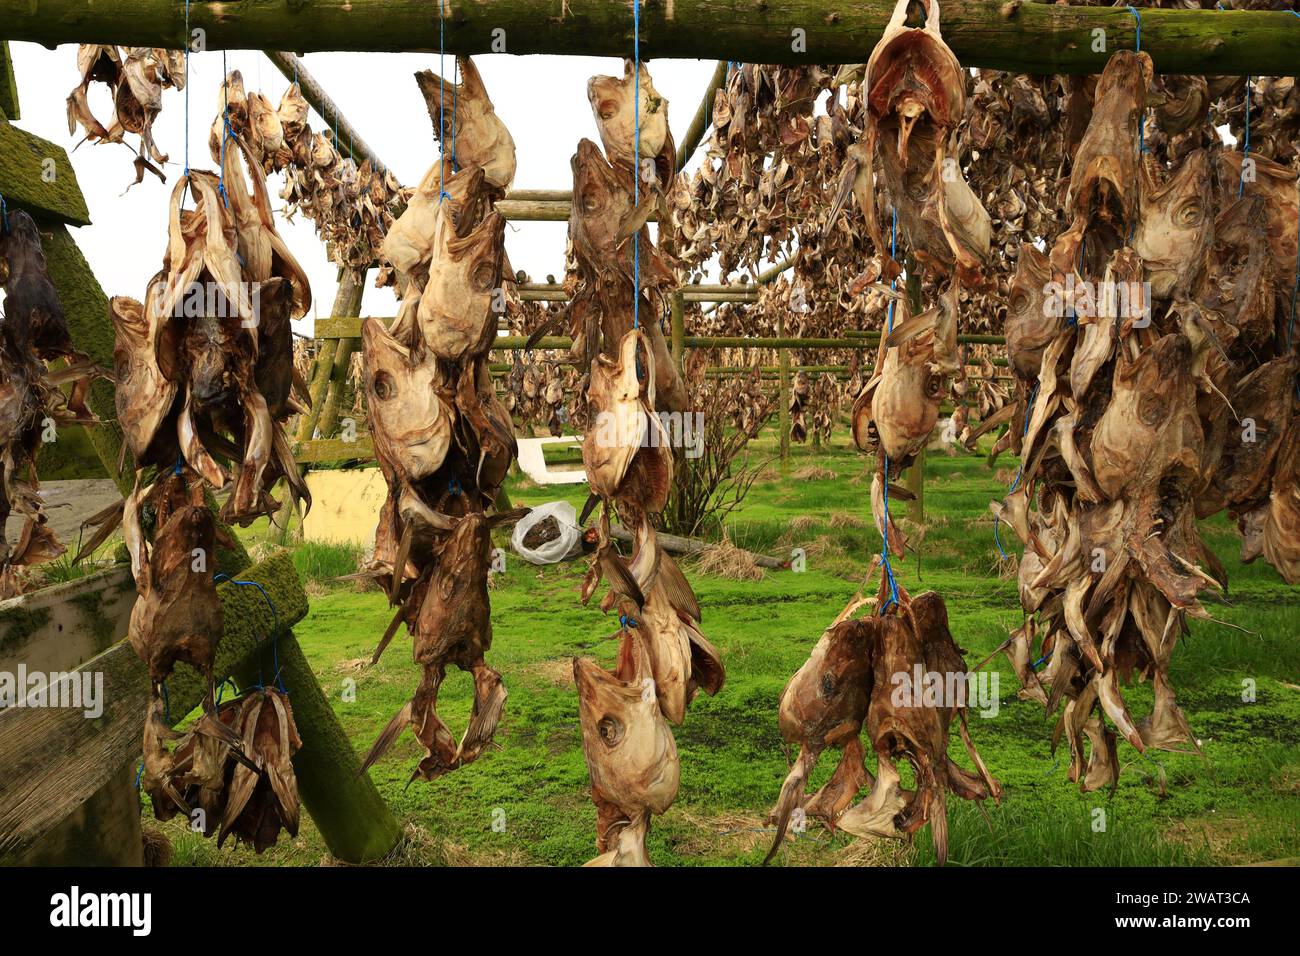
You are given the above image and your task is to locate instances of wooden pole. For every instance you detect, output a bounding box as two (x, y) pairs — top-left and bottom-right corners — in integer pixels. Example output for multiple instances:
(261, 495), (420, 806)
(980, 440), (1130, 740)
(778, 312), (790, 472)
(265, 52), (388, 172)
(299, 268), (366, 443)
(675, 60), (729, 173)
(3, 2), (1294, 75)
(670, 289), (686, 372)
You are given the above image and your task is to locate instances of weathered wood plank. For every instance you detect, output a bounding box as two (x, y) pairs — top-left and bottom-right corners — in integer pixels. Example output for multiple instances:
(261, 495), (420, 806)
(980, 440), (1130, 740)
(0, 552), (308, 861)
(0, 1), (1294, 75)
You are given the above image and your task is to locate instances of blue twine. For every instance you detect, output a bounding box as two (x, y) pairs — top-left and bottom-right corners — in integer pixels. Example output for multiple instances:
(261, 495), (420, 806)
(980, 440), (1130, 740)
(0, 192), (8, 234)
(134, 762), (144, 790)
(437, 3), (452, 202)
(1239, 76), (1252, 198)
(174, 454), (183, 476)
(878, 454), (901, 616)
(1126, 6), (1141, 53)
(877, 206), (902, 615)
(1125, 7), (1148, 157)
(451, 58), (458, 171)
(161, 680), (172, 723)
(183, 0), (191, 178)
(620, 613), (639, 629)
(447, 477), (463, 496)
(217, 50), (233, 209)
(214, 574), (285, 692)
(633, 0), (642, 331)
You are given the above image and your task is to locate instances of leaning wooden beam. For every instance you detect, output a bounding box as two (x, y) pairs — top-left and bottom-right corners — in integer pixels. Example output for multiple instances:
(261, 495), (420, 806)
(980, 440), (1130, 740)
(609, 524), (785, 569)
(0, 552), (398, 864)
(2, 2), (1294, 75)
(265, 51), (389, 172)
(675, 60), (729, 172)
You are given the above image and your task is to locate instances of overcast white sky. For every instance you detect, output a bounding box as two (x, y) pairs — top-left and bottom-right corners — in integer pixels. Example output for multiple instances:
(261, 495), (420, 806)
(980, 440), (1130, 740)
(7, 44), (720, 336)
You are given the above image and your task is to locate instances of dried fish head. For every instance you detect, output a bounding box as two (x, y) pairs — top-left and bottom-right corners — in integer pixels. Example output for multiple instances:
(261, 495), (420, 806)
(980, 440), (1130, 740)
(574, 628), (681, 821)
(570, 138), (633, 274)
(588, 59), (672, 178)
(865, 0), (965, 161)
(417, 56), (517, 189)
(1135, 149), (1213, 300)
(417, 208), (505, 361)
(362, 317), (454, 481)
(1005, 244), (1058, 380)
(1051, 51), (1152, 277)
(1090, 332), (1200, 501)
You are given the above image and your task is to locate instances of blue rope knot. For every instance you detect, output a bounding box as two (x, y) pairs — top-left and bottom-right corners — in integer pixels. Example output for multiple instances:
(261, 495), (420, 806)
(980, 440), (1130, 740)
(447, 477), (463, 496)
(0, 192), (9, 234)
(620, 613), (639, 630)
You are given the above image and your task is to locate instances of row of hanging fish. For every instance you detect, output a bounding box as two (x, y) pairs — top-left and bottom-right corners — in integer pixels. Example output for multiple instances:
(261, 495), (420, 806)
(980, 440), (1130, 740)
(989, 46), (1299, 794)
(765, 1), (1000, 865)
(83, 76), (317, 850)
(357, 56), (528, 784)
(0, 210), (102, 596)
(212, 70), (405, 273)
(565, 63), (725, 866)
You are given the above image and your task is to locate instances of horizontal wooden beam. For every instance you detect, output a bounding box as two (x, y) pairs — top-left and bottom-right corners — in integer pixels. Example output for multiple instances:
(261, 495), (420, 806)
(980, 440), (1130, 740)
(311, 318), (1006, 349)
(1, 2), (1295, 75)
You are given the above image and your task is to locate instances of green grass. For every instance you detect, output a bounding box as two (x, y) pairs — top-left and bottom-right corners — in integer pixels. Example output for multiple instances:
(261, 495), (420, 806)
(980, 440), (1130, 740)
(153, 427), (1300, 867)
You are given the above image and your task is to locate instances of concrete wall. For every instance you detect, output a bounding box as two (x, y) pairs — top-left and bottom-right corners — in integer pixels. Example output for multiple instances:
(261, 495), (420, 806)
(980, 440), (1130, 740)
(302, 468), (387, 548)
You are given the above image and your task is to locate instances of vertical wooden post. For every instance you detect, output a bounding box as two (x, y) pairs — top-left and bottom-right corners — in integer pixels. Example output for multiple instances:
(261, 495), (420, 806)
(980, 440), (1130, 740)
(670, 289), (685, 372)
(777, 315), (790, 471)
(298, 268), (366, 443)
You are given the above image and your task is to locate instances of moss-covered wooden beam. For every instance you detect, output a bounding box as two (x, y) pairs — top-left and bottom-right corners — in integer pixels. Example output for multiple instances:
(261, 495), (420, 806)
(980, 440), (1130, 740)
(1, 1), (1297, 74)
(0, 122), (90, 226)
(0, 41), (19, 119)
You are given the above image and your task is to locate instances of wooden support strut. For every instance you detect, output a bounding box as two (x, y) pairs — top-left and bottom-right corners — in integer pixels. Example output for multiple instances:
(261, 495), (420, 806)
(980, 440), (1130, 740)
(0, 552), (401, 864)
(1, 2), (1295, 75)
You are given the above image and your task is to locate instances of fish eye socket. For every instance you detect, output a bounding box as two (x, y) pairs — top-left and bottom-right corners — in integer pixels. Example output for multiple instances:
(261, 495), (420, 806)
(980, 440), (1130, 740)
(372, 371), (396, 401)
(581, 187), (602, 213)
(597, 716), (624, 746)
(1010, 291), (1029, 315)
(472, 262), (496, 291)
(1176, 202), (1203, 226)
(599, 102), (616, 120)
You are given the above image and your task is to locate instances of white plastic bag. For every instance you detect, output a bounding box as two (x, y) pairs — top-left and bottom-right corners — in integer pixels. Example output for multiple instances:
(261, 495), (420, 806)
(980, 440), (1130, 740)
(511, 500), (583, 565)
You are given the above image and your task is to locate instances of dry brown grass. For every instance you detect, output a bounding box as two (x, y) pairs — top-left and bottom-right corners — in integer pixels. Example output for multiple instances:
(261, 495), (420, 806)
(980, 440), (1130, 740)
(695, 533), (766, 581)
(833, 835), (913, 867)
(526, 658), (577, 687)
(792, 464), (837, 481)
(789, 514), (821, 534)
(829, 511), (866, 529)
